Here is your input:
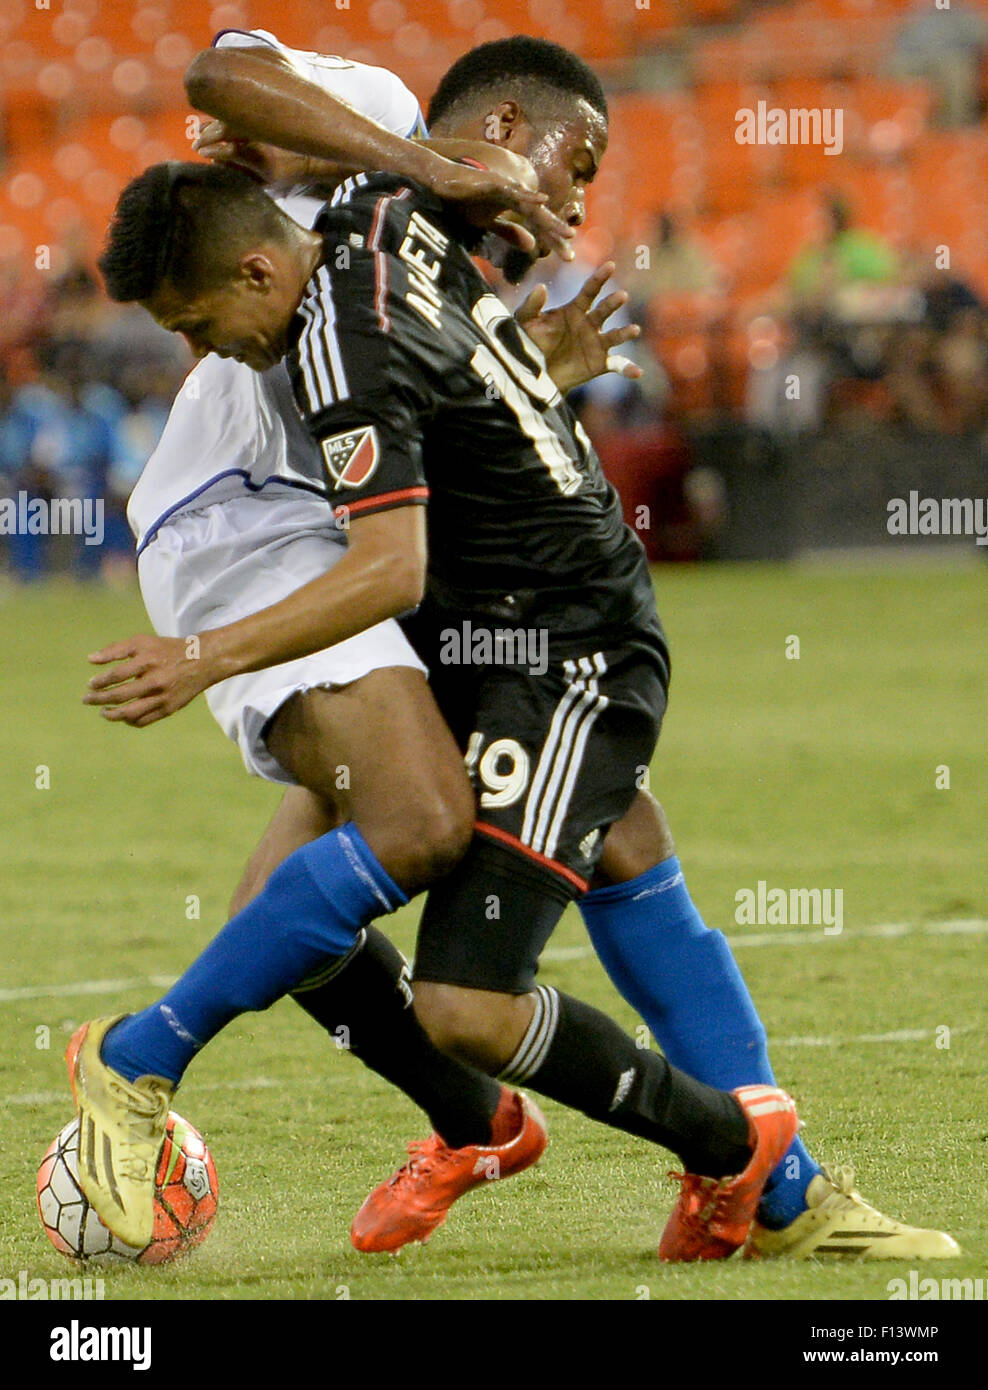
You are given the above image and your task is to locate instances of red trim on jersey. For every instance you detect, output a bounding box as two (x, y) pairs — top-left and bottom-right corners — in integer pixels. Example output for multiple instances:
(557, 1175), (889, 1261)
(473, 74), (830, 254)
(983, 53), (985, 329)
(375, 251), (391, 333)
(368, 198), (387, 251)
(334, 486), (429, 519)
(369, 187), (412, 334)
(457, 156), (489, 171)
(473, 822), (590, 893)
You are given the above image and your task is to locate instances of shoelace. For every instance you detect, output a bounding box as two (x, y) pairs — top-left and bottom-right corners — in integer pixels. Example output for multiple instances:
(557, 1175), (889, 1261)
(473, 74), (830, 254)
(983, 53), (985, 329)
(667, 1171), (729, 1227)
(107, 1079), (169, 1181)
(388, 1136), (457, 1191)
(823, 1164), (859, 1198)
(820, 1164), (893, 1225)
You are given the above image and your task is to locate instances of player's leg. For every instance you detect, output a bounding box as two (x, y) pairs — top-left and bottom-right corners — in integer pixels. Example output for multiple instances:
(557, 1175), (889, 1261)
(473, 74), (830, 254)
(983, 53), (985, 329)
(225, 757), (516, 1147)
(585, 789), (959, 1259)
(263, 675), (545, 1150)
(353, 638), (796, 1255)
(412, 857), (752, 1174)
(69, 508), (492, 1244)
(96, 500), (472, 1088)
(358, 847), (797, 1258)
(69, 668), (520, 1246)
(228, 785), (340, 917)
(95, 666), (463, 1086)
(223, 756), (760, 1191)
(403, 634), (709, 1150)
(583, 788), (821, 1229)
(263, 669), (473, 889)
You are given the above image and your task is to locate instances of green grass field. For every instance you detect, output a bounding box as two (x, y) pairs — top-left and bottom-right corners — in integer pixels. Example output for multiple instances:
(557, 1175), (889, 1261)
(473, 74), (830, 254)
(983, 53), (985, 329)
(1, 562), (985, 1302)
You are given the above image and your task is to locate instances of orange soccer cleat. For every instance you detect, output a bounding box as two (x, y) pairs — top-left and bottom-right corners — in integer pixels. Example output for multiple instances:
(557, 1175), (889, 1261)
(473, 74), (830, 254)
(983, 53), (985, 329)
(351, 1088), (547, 1253)
(659, 1084), (799, 1263)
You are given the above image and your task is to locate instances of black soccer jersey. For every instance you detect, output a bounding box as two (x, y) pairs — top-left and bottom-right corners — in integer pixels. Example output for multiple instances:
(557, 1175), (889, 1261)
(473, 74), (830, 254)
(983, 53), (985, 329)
(285, 173), (663, 654)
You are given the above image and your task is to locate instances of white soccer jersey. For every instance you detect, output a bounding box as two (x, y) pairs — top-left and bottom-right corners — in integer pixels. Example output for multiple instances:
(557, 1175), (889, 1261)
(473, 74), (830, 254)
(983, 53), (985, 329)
(128, 28), (427, 553)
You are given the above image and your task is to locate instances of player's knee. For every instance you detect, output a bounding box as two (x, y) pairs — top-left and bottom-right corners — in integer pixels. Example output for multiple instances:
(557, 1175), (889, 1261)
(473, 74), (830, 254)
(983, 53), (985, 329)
(597, 790), (676, 884)
(378, 784), (474, 888)
(415, 791), (474, 876)
(413, 983), (518, 1073)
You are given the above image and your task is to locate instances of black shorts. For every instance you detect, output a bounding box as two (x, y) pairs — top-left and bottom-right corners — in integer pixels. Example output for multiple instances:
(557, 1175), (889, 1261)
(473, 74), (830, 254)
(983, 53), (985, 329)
(407, 601), (670, 992)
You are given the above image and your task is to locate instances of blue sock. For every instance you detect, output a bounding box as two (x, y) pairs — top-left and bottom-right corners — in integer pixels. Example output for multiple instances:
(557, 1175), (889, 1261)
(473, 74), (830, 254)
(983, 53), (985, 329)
(103, 823), (405, 1086)
(580, 858), (821, 1228)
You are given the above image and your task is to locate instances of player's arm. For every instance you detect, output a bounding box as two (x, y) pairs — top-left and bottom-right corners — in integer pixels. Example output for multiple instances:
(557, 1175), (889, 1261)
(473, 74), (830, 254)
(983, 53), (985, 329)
(185, 44), (572, 256)
(84, 507), (426, 728)
(187, 44), (441, 184)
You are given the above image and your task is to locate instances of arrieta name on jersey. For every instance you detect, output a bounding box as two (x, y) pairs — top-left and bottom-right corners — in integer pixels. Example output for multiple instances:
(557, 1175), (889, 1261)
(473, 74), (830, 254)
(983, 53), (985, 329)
(399, 211), (450, 331)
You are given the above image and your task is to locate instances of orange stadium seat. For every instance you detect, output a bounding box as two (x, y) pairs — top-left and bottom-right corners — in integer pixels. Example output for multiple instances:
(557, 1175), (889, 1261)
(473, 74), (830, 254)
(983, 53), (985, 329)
(61, 115), (141, 185)
(693, 30), (776, 84)
(685, 0), (740, 24)
(612, 0), (681, 37)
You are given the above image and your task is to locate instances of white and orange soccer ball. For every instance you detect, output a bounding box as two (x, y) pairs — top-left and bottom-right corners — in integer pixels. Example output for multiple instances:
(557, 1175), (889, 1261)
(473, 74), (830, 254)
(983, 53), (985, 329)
(37, 1111), (218, 1264)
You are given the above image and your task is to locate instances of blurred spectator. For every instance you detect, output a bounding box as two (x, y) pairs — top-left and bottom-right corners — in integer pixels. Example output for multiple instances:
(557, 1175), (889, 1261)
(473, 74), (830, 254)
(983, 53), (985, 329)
(892, 0), (988, 126)
(0, 249), (186, 581)
(745, 316), (832, 435)
(935, 307), (988, 432)
(621, 211), (722, 310)
(94, 303), (191, 387)
(787, 194), (900, 314)
(910, 250), (985, 334)
(5, 359), (116, 580)
(0, 261), (50, 381)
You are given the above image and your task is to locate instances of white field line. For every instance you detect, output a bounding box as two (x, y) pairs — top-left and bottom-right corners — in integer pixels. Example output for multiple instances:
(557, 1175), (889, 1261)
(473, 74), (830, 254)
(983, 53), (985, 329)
(0, 974), (177, 1003)
(7, 1077), (296, 1106)
(773, 1023), (975, 1049)
(2, 919), (984, 1005)
(544, 916), (988, 960)
(3, 918), (982, 1107)
(5, 1015), (977, 1109)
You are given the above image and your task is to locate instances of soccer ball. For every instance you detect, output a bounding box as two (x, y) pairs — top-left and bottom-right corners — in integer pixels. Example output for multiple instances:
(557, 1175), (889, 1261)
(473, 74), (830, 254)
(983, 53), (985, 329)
(37, 1111), (218, 1264)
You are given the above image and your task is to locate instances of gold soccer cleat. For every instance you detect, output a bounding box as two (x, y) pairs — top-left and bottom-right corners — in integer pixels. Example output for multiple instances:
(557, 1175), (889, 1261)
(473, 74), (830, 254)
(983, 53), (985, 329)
(66, 1015), (174, 1249)
(746, 1166), (961, 1260)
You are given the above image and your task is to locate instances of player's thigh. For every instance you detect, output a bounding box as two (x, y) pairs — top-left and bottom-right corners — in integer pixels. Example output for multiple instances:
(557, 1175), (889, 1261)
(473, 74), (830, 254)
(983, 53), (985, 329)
(413, 645), (666, 1003)
(229, 786), (341, 915)
(463, 646), (667, 892)
(413, 832), (572, 999)
(265, 666), (476, 887)
(594, 789), (677, 886)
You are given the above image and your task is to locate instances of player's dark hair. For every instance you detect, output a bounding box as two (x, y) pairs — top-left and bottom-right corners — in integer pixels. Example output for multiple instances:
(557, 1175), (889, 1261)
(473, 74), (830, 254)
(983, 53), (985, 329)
(427, 36), (607, 131)
(99, 161), (290, 303)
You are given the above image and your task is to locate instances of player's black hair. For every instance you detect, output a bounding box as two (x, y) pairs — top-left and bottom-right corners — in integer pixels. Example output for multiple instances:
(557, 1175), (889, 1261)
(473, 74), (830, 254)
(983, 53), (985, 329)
(427, 36), (608, 131)
(98, 161), (290, 303)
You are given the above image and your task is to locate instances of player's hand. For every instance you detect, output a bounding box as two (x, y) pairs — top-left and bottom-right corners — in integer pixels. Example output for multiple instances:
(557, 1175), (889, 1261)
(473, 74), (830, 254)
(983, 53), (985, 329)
(516, 261), (643, 395)
(426, 161), (575, 261)
(194, 119), (312, 185)
(83, 634), (215, 727)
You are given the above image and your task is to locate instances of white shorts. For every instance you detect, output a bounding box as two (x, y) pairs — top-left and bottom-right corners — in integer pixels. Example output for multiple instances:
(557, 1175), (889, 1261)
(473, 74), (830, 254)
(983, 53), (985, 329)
(138, 492), (426, 783)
